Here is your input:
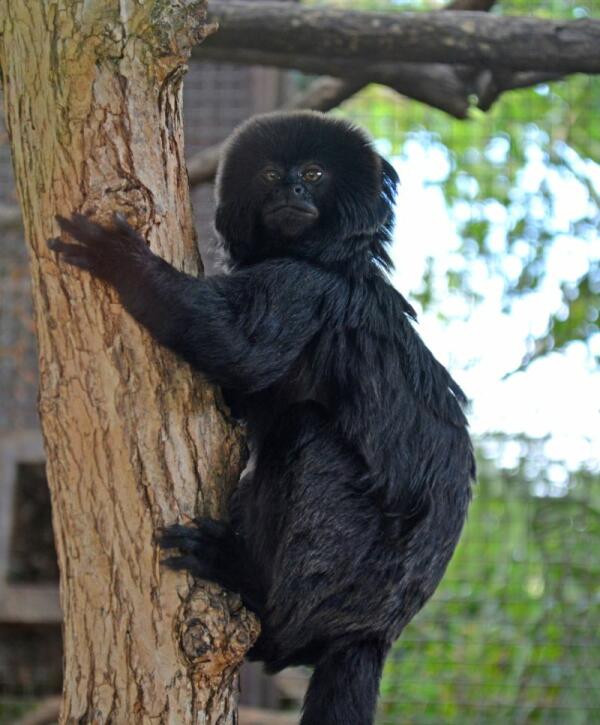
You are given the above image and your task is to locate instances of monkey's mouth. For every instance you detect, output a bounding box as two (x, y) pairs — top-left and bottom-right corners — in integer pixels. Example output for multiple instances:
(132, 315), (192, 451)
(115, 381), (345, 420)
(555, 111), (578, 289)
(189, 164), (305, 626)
(262, 203), (319, 238)
(266, 203), (318, 219)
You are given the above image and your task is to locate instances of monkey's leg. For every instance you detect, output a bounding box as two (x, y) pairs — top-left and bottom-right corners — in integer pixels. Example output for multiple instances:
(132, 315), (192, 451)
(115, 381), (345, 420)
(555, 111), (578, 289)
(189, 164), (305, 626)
(234, 402), (390, 724)
(235, 404), (382, 655)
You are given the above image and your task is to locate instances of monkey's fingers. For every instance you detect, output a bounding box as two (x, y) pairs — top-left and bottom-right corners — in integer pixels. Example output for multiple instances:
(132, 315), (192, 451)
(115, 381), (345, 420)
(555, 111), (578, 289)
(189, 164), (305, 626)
(47, 237), (96, 271)
(191, 517), (230, 538)
(158, 523), (229, 565)
(158, 524), (212, 553)
(161, 554), (218, 582)
(157, 524), (195, 550)
(56, 213), (112, 248)
(162, 554), (198, 570)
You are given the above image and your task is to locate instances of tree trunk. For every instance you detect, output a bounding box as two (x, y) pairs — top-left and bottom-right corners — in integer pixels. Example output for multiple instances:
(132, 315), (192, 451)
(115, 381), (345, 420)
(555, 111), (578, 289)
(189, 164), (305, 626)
(0, 2), (258, 723)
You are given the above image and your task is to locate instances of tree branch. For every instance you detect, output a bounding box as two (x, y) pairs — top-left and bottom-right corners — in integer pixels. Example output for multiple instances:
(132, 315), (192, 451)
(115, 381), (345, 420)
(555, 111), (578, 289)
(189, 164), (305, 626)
(284, 76), (365, 113)
(195, 47), (478, 116)
(203, 2), (600, 73)
(194, 44), (571, 115)
(189, 0), (565, 124)
(193, 0), (496, 124)
(446, 0), (496, 9)
(476, 70), (565, 111)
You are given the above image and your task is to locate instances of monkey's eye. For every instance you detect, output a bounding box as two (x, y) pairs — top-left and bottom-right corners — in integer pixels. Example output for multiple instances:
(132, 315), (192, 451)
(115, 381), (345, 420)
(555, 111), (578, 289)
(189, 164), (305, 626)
(262, 168), (281, 183)
(301, 166), (324, 183)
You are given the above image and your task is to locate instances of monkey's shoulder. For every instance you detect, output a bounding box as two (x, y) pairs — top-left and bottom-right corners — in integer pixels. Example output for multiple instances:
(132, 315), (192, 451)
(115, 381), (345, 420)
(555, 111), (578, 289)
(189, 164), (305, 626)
(334, 278), (469, 428)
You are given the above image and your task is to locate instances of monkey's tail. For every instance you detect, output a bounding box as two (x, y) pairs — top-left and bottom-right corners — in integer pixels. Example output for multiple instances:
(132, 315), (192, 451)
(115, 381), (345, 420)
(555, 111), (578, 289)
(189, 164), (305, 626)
(300, 640), (387, 725)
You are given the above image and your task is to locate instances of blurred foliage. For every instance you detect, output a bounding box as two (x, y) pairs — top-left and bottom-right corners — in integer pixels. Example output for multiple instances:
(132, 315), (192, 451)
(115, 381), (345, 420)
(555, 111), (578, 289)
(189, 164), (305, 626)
(316, 0), (600, 370)
(378, 440), (600, 724)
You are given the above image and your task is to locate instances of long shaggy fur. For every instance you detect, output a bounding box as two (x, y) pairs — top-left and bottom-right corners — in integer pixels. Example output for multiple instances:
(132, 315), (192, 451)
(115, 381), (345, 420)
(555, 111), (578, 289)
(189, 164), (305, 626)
(49, 111), (474, 725)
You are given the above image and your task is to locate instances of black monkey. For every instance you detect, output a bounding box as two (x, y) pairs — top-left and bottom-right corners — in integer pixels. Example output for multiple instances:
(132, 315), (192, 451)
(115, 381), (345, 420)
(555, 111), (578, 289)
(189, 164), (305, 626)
(49, 111), (474, 725)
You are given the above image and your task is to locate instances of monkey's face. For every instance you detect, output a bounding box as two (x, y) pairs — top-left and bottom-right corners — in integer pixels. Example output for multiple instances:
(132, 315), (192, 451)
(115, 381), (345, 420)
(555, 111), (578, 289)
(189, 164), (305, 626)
(258, 162), (326, 239)
(215, 111), (398, 267)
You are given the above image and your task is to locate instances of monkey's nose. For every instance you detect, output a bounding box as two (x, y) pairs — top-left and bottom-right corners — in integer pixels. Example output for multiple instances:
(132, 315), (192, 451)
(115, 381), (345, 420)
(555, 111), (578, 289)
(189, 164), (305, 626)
(292, 185), (304, 196)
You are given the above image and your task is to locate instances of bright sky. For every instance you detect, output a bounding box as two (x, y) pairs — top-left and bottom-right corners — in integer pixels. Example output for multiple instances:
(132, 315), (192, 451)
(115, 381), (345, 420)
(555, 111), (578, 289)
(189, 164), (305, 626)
(385, 140), (600, 473)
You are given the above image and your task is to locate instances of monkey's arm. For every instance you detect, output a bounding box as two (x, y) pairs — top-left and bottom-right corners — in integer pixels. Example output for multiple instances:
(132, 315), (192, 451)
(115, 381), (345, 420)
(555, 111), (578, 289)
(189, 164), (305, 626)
(48, 214), (327, 391)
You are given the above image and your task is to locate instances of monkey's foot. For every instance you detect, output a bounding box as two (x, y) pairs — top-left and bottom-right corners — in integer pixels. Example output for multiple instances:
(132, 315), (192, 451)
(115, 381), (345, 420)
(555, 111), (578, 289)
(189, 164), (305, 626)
(158, 518), (236, 582)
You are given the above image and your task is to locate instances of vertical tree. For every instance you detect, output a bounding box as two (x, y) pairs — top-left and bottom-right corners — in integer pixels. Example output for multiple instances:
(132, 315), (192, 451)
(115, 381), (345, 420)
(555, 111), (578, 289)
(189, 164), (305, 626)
(0, 2), (258, 722)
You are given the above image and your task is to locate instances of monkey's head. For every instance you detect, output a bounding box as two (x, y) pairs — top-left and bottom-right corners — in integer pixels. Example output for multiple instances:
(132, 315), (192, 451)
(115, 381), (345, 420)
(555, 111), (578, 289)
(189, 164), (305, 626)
(215, 111), (399, 270)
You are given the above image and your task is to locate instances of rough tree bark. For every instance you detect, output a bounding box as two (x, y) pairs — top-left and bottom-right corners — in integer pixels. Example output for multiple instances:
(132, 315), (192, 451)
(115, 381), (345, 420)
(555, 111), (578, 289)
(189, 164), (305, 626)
(0, 2), (258, 723)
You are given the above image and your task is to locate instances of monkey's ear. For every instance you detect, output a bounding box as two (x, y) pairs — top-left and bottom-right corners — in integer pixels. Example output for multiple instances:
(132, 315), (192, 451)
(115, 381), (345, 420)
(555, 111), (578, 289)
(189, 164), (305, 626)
(214, 202), (254, 266)
(375, 156), (399, 225)
(380, 157), (400, 201)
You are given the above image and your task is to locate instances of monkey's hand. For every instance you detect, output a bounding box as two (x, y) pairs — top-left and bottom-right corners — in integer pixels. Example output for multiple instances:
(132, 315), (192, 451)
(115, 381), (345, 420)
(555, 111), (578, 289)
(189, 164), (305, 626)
(48, 213), (152, 287)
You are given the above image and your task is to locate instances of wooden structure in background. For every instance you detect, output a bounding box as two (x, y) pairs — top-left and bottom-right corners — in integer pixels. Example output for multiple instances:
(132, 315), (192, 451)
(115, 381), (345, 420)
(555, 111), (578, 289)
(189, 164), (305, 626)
(0, 431), (61, 624)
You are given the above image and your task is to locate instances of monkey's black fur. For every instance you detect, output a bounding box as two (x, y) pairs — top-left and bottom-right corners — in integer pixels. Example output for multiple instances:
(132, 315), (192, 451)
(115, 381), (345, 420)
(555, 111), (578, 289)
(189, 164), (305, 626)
(49, 111), (474, 725)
